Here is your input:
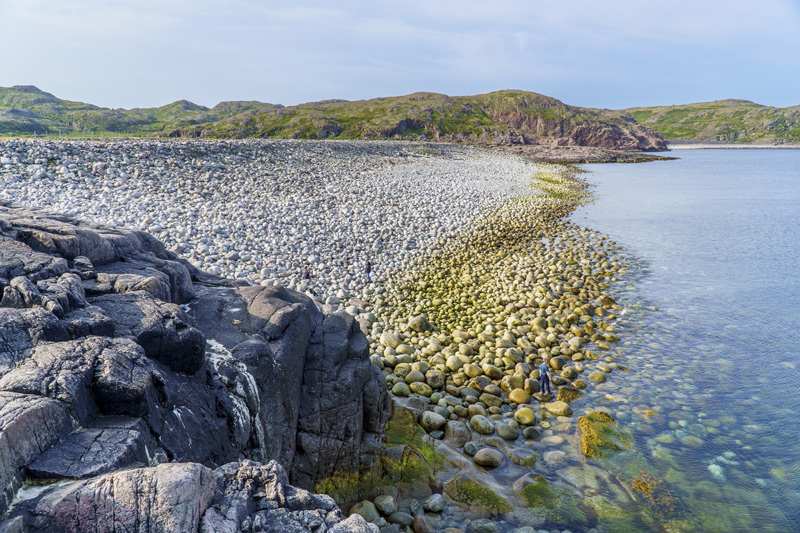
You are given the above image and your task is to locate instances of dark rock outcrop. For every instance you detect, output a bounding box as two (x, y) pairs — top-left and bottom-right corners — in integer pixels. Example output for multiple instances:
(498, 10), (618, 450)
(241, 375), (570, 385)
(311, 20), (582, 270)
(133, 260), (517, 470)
(0, 203), (389, 531)
(4, 460), (377, 533)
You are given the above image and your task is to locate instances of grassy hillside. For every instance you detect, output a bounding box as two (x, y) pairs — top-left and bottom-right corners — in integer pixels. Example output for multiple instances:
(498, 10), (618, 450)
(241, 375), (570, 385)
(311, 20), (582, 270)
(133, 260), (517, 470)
(0, 85), (277, 136)
(0, 85), (665, 150)
(627, 100), (800, 143)
(191, 90), (666, 150)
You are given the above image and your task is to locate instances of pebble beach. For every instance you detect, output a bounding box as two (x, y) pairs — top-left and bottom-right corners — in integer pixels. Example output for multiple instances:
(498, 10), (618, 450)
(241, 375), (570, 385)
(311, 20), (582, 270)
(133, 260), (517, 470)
(0, 139), (535, 299)
(1, 138), (649, 532)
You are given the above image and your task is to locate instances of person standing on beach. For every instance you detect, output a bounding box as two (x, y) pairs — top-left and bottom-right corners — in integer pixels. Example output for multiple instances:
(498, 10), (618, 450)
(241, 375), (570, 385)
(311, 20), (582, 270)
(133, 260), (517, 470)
(539, 358), (552, 395)
(302, 266), (310, 280)
(365, 259), (372, 282)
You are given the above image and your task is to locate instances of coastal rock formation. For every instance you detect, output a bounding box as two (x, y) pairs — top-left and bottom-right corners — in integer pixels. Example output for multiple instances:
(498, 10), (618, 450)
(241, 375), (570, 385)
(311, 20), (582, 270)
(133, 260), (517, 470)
(3, 460), (378, 533)
(0, 203), (388, 530)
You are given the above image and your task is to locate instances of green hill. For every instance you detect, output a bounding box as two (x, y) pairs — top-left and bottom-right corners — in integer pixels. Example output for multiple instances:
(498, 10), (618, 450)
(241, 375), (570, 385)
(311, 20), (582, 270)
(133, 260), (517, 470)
(181, 90), (666, 150)
(0, 85), (665, 151)
(0, 85), (277, 137)
(626, 100), (800, 143)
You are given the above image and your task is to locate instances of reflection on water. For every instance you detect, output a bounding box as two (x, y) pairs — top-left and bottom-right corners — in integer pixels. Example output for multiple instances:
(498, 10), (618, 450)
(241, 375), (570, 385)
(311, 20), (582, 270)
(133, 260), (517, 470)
(570, 150), (800, 531)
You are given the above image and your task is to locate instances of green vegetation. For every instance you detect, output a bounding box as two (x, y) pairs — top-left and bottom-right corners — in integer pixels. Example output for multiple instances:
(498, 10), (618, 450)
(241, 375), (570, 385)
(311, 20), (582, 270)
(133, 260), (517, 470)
(0, 85), (660, 150)
(627, 99), (800, 143)
(520, 476), (588, 526)
(315, 403), (446, 508)
(446, 479), (512, 516)
(578, 411), (633, 459)
(0, 85), (276, 137)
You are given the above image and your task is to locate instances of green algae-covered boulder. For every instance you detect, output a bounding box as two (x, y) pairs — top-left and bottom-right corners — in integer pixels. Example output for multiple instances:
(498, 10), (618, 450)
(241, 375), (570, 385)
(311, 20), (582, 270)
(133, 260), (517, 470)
(556, 387), (583, 403)
(515, 474), (587, 527)
(443, 473), (512, 516)
(578, 411), (632, 458)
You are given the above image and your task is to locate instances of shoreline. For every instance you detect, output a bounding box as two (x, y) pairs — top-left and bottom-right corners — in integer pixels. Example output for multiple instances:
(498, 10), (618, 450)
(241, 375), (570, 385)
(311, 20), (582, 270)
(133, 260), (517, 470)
(489, 143), (676, 163)
(667, 141), (800, 150)
(0, 139), (679, 530)
(350, 163), (651, 531)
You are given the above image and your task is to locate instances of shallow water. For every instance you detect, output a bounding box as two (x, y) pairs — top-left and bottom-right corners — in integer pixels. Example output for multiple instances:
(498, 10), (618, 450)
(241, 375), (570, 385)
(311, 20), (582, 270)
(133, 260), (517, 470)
(573, 150), (800, 531)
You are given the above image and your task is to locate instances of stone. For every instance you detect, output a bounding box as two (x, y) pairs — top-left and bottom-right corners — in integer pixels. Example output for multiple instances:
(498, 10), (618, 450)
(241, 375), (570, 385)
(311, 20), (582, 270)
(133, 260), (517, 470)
(473, 448), (504, 468)
(543, 450), (566, 464)
(405, 370), (426, 384)
(468, 404), (487, 417)
(408, 315), (433, 333)
(481, 364), (504, 380)
(545, 401), (573, 417)
(392, 382), (411, 396)
(513, 407), (536, 425)
(508, 448), (537, 468)
(521, 427), (540, 440)
(0, 392), (73, 515)
(0, 205), (391, 520)
(412, 514), (435, 533)
(560, 366), (578, 379)
(589, 371), (607, 382)
(478, 392), (502, 408)
(556, 387), (582, 403)
(380, 331), (402, 349)
(443, 420), (471, 448)
(419, 411), (447, 432)
(409, 382), (433, 397)
(425, 369), (445, 390)
(464, 441), (481, 456)
(463, 363), (482, 378)
(469, 415), (494, 435)
(423, 493), (447, 513)
(374, 494), (398, 516)
(388, 511), (414, 527)
(468, 519), (500, 533)
(496, 424), (519, 441)
(509, 388), (530, 404)
(350, 500), (381, 523)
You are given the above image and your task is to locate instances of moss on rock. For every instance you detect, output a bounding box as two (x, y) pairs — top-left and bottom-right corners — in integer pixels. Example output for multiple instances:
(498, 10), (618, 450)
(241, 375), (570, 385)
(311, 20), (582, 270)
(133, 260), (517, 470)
(519, 476), (588, 527)
(444, 477), (512, 516)
(578, 411), (632, 458)
(628, 472), (687, 522)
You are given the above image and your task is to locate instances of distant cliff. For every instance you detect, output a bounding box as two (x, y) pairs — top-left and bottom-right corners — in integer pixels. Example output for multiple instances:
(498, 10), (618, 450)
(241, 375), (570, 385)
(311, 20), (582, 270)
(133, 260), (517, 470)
(627, 100), (800, 144)
(0, 86), (666, 151)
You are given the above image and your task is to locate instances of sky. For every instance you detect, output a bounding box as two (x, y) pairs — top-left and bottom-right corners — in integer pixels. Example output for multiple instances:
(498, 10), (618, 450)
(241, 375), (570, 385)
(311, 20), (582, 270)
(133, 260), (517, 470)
(1, 0), (799, 110)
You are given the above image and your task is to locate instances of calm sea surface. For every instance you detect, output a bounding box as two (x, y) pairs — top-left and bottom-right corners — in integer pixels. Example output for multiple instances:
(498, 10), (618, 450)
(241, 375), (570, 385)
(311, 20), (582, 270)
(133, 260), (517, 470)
(573, 150), (800, 531)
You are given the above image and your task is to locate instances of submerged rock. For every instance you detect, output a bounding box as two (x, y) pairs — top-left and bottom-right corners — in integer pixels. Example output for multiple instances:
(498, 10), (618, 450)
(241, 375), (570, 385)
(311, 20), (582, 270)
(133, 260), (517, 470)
(578, 411), (632, 458)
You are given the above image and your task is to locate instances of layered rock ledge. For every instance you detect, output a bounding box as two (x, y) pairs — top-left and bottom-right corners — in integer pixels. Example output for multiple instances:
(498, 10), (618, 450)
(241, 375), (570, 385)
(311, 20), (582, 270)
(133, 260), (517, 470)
(0, 203), (388, 531)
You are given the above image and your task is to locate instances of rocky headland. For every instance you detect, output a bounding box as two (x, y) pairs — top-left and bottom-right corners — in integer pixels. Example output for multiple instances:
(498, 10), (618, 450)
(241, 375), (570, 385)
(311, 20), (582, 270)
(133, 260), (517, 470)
(0, 200), (388, 532)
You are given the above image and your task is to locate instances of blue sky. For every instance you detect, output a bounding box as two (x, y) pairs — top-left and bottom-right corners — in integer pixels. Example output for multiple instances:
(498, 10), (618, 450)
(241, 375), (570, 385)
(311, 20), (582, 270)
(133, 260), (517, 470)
(1, 0), (799, 110)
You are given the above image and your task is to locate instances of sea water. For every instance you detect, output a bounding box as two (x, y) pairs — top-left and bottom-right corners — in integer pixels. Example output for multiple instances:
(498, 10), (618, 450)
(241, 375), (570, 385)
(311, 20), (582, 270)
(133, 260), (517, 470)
(574, 149), (800, 531)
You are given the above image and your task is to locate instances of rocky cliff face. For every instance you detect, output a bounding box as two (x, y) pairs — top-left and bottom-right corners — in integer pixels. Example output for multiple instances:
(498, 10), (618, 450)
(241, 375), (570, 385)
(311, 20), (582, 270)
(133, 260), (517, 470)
(454, 109), (666, 151)
(0, 203), (388, 531)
